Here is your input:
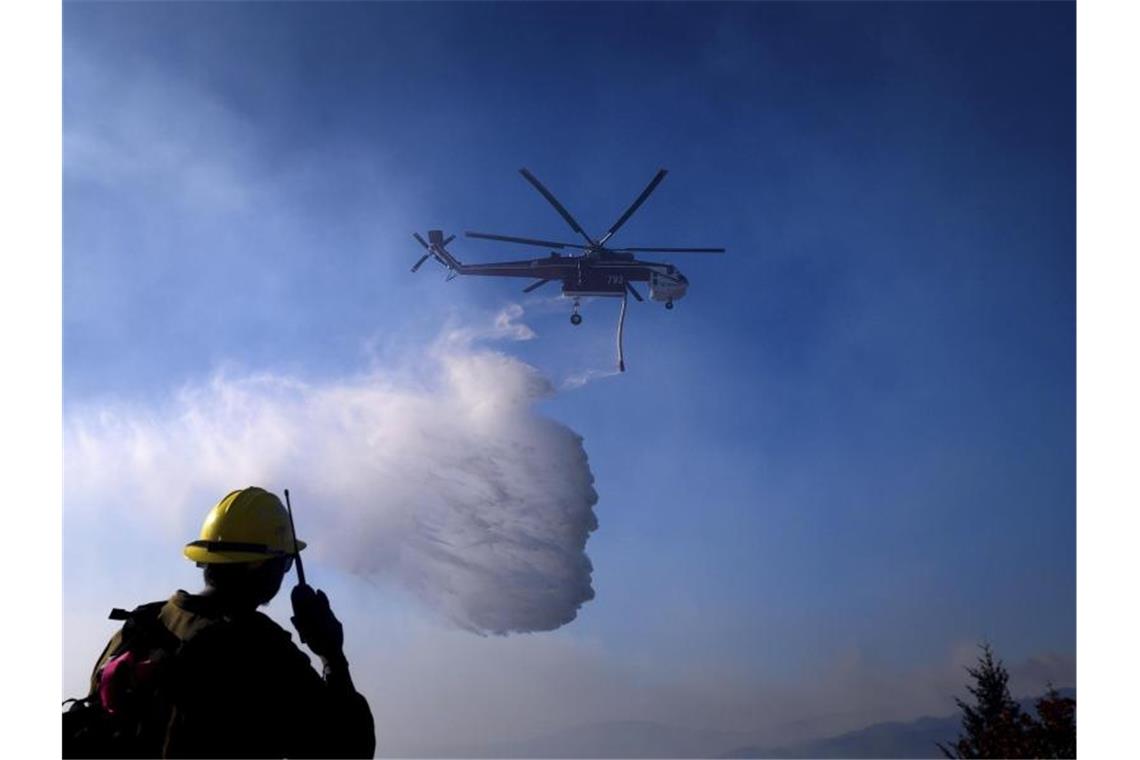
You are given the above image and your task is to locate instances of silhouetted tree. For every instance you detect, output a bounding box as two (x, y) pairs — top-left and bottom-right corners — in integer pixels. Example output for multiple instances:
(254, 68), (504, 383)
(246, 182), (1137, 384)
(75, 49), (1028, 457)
(939, 643), (1030, 758)
(1027, 684), (1077, 758)
(939, 644), (1076, 759)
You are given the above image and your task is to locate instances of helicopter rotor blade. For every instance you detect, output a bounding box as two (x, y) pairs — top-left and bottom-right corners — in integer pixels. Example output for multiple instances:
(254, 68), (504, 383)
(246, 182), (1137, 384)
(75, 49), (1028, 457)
(522, 279), (551, 294)
(598, 169), (668, 246)
(413, 232), (430, 250)
(443, 235), (455, 246)
(612, 246), (726, 253)
(466, 231), (587, 250)
(411, 254), (431, 273)
(626, 282), (645, 302)
(519, 168), (597, 247)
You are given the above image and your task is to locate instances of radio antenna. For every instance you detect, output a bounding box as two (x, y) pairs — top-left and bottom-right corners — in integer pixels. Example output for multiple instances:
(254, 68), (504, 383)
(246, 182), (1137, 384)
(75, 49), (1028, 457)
(283, 488), (307, 586)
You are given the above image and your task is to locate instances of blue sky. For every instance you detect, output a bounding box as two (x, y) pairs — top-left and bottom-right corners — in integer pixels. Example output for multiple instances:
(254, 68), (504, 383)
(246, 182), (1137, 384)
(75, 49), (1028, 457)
(63, 1), (1075, 752)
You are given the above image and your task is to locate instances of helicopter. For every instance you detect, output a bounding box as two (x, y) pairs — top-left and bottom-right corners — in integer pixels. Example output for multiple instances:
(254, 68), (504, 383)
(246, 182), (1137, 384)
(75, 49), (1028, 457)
(411, 168), (725, 371)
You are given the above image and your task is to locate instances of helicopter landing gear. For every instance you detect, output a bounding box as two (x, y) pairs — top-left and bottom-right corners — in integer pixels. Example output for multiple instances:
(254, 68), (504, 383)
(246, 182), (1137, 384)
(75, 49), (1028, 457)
(570, 298), (583, 325)
(665, 299), (674, 310)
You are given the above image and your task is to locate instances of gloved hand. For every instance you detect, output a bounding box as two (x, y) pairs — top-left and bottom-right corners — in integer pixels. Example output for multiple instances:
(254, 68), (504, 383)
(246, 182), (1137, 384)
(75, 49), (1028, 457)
(290, 584), (344, 659)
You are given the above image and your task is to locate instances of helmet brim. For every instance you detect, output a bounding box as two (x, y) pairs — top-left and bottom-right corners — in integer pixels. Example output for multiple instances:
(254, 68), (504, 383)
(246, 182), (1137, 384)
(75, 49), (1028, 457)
(183, 539), (307, 565)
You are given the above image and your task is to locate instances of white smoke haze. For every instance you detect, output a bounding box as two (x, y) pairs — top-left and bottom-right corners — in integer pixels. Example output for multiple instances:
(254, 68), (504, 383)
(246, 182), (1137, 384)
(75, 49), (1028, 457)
(66, 311), (599, 634)
(561, 367), (624, 390)
(441, 302), (538, 347)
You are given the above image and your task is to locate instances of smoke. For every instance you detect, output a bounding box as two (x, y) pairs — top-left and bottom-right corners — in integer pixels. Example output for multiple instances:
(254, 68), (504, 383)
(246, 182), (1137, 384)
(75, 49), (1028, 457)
(561, 367), (624, 390)
(65, 310), (599, 634)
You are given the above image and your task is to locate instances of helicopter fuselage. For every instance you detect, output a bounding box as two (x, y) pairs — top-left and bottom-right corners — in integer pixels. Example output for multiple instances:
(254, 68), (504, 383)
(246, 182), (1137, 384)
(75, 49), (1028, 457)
(420, 234), (690, 305)
(557, 256), (688, 303)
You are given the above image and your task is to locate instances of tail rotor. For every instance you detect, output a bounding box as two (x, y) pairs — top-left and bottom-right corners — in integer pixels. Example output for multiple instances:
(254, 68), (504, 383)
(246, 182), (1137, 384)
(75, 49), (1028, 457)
(410, 231), (460, 275)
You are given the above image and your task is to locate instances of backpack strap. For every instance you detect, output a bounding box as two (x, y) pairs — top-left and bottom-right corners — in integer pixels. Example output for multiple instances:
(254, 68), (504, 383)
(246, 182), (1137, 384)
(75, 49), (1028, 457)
(116, 602), (181, 657)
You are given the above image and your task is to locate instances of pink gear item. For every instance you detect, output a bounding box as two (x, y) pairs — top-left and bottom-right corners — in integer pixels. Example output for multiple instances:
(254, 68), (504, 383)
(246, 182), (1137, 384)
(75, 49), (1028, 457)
(98, 650), (160, 716)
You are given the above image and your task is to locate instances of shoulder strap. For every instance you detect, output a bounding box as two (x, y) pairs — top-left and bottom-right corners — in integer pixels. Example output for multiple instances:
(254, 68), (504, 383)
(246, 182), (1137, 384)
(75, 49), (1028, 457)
(116, 601), (181, 656)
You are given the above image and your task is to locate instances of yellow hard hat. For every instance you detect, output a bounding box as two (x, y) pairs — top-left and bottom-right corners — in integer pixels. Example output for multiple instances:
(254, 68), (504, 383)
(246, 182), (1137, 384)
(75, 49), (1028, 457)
(184, 487), (307, 564)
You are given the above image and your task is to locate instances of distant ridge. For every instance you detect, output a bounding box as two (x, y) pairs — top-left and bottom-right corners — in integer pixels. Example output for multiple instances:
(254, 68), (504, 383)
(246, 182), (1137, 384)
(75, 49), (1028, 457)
(403, 689), (1074, 759)
(721, 688), (1075, 759)
(408, 720), (755, 758)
